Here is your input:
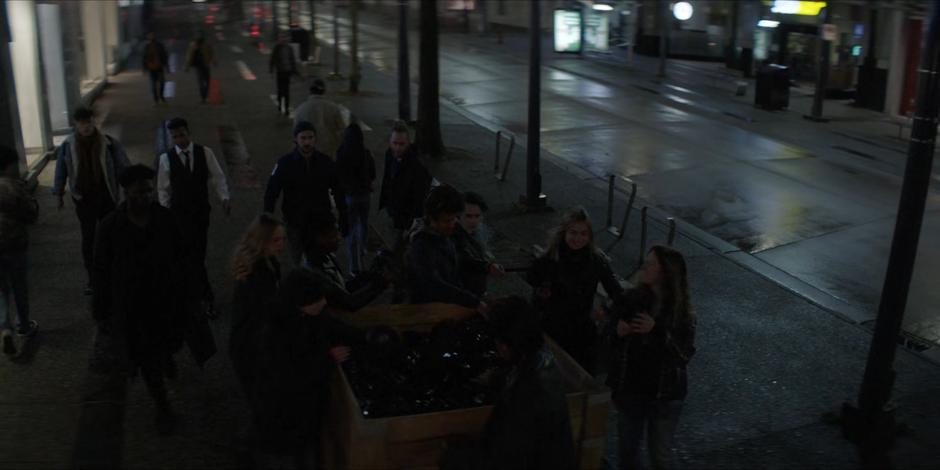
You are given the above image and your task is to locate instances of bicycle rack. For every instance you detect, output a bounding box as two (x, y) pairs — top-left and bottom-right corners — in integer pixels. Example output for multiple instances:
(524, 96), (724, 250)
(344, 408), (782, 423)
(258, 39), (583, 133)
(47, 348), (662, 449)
(493, 129), (516, 182)
(605, 174), (637, 240)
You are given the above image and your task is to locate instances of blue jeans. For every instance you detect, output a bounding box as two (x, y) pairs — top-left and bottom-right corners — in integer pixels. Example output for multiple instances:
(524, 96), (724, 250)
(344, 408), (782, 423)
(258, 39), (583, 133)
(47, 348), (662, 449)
(616, 398), (683, 470)
(344, 193), (371, 275)
(0, 251), (29, 332)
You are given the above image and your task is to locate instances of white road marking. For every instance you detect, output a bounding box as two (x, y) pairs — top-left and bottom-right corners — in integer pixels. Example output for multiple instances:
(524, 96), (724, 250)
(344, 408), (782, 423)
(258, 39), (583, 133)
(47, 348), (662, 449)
(230, 45), (243, 53)
(235, 61), (257, 81)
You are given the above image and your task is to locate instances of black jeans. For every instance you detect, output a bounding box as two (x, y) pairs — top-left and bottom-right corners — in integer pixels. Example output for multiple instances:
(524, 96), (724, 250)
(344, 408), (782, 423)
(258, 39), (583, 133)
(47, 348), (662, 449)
(616, 398), (684, 470)
(276, 72), (291, 112)
(148, 69), (165, 102)
(74, 195), (115, 282)
(196, 67), (211, 101)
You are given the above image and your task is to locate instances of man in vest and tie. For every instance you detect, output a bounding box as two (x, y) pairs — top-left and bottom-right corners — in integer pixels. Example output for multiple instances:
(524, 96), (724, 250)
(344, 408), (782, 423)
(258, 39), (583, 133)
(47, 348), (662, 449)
(156, 118), (231, 318)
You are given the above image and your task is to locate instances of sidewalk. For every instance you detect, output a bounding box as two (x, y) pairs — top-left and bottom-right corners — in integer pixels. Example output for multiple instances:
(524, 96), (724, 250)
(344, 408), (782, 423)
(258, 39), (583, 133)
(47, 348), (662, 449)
(1, 8), (939, 470)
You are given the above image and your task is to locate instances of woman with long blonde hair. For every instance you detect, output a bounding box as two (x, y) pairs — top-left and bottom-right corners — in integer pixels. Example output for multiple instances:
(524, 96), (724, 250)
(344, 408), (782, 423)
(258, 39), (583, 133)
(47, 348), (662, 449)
(230, 213), (285, 396)
(528, 206), (623, 374)
(607, 245), (696, 469)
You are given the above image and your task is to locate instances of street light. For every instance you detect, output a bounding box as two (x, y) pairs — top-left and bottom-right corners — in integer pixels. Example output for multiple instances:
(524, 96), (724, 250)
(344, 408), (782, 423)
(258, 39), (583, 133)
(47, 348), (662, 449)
(672, 1), (693, 21)
(592, 3), (614, 12)
(757, 20), (780, 28)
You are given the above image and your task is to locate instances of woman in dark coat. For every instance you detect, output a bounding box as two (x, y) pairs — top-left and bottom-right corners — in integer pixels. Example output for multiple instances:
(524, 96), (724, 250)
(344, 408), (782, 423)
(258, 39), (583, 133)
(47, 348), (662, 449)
(528, 206), (623, 374)
(606, 245), (696, 470)
(229, 213), (285, 397)
(251, 269), (363, 469)
(335, 123), (376, 276)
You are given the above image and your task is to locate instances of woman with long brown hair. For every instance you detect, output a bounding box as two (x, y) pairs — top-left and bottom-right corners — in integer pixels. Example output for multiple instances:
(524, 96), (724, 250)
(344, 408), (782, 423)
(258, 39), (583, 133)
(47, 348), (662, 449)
(607, 245), (696, 469)
(230, 213), (285, 395)
(528, 206), (623, 374)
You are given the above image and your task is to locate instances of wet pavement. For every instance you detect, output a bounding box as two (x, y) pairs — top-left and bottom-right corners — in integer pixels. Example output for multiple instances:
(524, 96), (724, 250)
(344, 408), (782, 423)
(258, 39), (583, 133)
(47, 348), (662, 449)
(2, 2), (940, 469)
(316, 5), (940, 346)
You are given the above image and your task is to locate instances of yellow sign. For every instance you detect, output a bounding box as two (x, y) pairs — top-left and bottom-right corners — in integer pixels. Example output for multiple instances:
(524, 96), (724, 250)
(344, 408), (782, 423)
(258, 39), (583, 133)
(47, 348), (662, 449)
(766, 1), (827, 16)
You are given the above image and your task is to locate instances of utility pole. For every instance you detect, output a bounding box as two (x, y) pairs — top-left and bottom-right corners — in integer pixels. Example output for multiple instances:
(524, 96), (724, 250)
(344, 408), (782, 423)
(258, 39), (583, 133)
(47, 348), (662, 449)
(727, 0), (740, 69)
(329, 1), (342, 79)
(523, 0), (546, 209)
(805, 5), (832, 122)
(309, 0), (317, 43)
(657, 0), (668, 79)
(842, 0), (940, 457)
(416, 0), (444, 158)
(350, 0), (360, 92)
(398, 0), (411, 121)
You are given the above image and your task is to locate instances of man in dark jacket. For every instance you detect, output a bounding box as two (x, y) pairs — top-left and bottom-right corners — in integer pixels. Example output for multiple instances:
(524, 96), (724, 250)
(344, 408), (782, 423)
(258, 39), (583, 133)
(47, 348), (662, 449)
(52, 106), (130, 295)
(264, 120), (348, 266)
(378, 121), (431, 240)
(453, 192), (504, 297)
(143, 32), (169, 104)
(0, 146), (39, 355)
(440, 296), (575, 470)
(406, 185), (482, 309)
(302, 214), (388, 312)
(93, 165), (199, 435)
(269, 32), (298, 116)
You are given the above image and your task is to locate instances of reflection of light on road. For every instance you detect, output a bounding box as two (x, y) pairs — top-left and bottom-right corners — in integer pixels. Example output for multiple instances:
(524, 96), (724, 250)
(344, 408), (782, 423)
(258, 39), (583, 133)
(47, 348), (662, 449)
(230, 45), (243, 53)
(663, 93), (692, 105)
(664, 84), (694, 95)
(236, 61), (257, 80)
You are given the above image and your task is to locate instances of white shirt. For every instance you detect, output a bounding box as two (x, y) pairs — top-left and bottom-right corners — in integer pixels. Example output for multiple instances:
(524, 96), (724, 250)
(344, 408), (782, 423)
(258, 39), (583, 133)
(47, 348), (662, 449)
(156, 142), (230, 208)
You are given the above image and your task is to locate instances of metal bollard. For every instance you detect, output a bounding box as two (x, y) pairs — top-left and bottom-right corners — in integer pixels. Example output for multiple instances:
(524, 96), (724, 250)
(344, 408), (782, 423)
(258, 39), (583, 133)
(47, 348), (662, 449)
(667, 217), (677, 246)
(606, 175), (616, 229)
(638, 206), (648, 268)
(494, 130), (515, 181)
(618, 182), (637, 238)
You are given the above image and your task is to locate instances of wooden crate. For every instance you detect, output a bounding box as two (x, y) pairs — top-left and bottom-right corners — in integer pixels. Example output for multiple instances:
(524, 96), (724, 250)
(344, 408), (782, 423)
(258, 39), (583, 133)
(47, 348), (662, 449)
(322, 303), (610, 470)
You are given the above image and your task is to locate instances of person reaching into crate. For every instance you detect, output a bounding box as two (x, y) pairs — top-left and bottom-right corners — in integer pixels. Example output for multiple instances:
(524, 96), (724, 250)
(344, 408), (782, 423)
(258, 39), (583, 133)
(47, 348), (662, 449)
(251, 269), (364, 469)
(528, 206), (624, 375)
(606, 246), (696, 470)
(440, 296), (575, 470)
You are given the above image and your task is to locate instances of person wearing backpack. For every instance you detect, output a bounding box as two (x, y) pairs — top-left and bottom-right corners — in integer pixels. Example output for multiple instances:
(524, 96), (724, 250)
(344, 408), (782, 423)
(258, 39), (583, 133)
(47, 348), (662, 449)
(52, 107), (130, 296)
(185, 32), (216, 104)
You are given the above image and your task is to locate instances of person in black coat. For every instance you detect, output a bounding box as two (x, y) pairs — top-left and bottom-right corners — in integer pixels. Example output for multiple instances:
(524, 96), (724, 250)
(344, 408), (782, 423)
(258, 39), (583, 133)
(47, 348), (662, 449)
(92, 165), (197, 435)
(302, 213), (388, 312)
(251, 269), (364, 468)
(264, 120), (348, 266)
(440, 296), (575, 470)
(606, 246), (696, 470)
(378, 121), (431, 238)
(528, 206), (623, 375)
(405, 185), (483, 309)
(453, 192), (504, 298)
(335, 123), (376, 276)
(229, 213), (285, 398)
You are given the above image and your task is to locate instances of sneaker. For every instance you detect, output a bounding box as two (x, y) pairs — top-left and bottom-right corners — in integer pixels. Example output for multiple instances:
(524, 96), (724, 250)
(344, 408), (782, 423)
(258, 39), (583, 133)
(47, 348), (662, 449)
(2, 331), (15, 356)
(16, 320), (38, 338)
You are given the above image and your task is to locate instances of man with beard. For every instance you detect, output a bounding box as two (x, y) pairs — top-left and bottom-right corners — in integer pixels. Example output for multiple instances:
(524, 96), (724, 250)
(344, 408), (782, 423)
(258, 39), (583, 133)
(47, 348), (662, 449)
(264, 121), (348, 266)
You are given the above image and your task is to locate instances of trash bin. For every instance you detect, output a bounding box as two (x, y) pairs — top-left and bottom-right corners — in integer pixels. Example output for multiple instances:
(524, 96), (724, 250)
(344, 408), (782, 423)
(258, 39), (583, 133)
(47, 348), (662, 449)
(755, 64), (790, 110)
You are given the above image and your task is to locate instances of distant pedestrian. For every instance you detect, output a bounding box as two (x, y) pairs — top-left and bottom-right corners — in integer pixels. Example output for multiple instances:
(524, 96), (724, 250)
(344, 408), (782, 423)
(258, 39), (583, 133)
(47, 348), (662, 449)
(528, 206), (623, 374)
(92, 165), (195, 435)
(156, 117), (231, 318)
(230, 213), (285, 398)
(378, 121), (431, 246)
(264, 120), (348, 266)
(406, 184), (483, 309)
(302, 213), (387, 312)
(440, 296), (575, 470)
(292, 78), (348, 159)
(185, 32), (215, 104)
(52, 106), (130, 295)
(143, 31), (169, 104)
(0, 146), (39, 356)
(270, 32), (300, 116)
(606, 246), (696, 470)
(251, 268), (363, 468)
(453, 192), (504, 298)
(335, 123), (375, 276)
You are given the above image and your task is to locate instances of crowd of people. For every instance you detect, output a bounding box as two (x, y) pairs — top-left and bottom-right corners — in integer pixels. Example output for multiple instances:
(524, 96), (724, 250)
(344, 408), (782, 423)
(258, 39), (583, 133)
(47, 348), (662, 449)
(0, 39), (698, 468)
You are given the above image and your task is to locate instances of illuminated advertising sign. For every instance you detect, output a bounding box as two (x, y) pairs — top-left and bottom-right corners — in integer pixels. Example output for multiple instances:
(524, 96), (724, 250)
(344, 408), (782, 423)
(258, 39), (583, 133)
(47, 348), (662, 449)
(553, 9), (582, 53)
(767, 1), (827, 16)
(584, 10), (610, 52)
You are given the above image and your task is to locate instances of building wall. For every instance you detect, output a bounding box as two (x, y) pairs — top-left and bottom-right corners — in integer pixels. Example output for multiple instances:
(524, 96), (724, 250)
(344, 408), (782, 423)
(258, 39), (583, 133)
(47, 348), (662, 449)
(8, 0), (46, 151)
(81, 0), (108, 92)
